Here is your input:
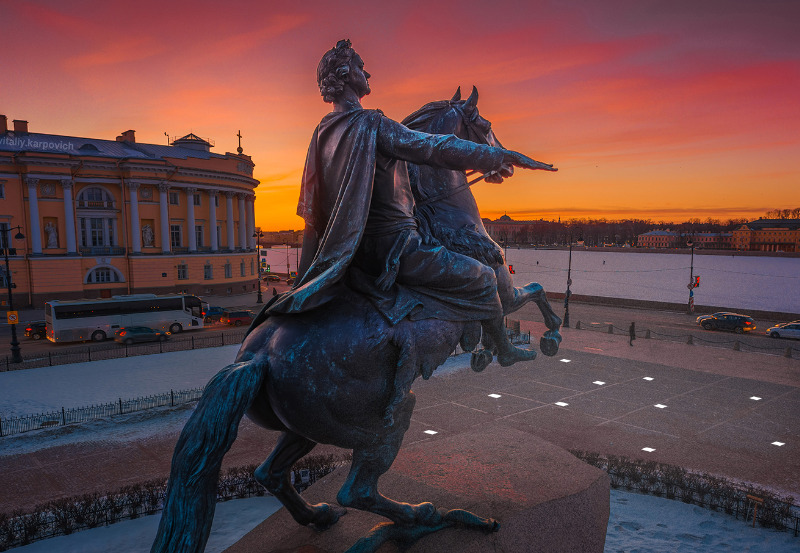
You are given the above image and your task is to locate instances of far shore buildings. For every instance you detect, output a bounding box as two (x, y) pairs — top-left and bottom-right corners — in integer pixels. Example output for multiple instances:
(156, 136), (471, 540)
(638, 220), (800, 252)
(1, 115), (260, 307)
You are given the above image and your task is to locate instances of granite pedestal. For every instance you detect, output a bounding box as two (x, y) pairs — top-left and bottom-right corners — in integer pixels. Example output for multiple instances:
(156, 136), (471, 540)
(225, 423), (609, 553)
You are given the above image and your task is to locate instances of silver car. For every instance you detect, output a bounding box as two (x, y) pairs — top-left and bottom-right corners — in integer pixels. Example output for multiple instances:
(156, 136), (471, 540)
(766, 321), (800, 340)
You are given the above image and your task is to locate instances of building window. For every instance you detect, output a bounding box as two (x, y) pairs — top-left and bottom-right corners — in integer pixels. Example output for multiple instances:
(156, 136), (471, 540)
(0, 181), (4, 199)
(170, 224), (182, 248)
(193, 194), (201, 206)
(77, 186), (114, 208)
(250, 259), (255, 275)
(240, 261), (246, 277)
(224, 262), (232, 278)
(216, 225), (221, 247)
(204, 262), (213, 280)
(195, 225), (204, 248)
(80, 217), (115, 247)
(169, 191), (179, 205)
(177, 263), (188, 280)
(86, 267), (122, 283)
(215, 195), (220, 207)
(0, 222), (8, 249)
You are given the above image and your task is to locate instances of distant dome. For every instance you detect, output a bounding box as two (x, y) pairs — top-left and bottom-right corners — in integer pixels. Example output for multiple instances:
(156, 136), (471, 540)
(171, 133), (214, 152)
(498, 214), (513, 221)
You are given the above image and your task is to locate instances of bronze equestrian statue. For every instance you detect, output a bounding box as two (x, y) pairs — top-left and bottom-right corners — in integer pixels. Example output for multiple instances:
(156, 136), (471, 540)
(151, 39), (559, 553)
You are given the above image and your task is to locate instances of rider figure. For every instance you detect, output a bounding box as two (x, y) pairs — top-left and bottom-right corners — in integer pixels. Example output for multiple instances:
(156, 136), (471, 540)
(267, 39), (544, 367)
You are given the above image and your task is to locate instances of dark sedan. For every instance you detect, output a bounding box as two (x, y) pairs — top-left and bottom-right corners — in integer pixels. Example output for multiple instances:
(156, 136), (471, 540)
(696, 312), (756, 333)
(114, 326), (170, 345)
(24, 320), (47, 340)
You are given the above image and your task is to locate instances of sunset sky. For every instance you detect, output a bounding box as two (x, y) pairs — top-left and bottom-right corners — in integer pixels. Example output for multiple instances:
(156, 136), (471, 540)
(3, 0), (798, 231)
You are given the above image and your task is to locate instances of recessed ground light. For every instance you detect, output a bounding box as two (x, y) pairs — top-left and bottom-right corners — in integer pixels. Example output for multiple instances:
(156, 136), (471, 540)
(488, 393), (502, 399)
(555, 402), (569, 407)
(560, 359), (571, 363)
(593, 381), (605, 386)
(750, 396), (762, 401)
(643, 377), (654, 381)
(424, 430), (438, 435)
(654, 404), (667, 409)
(590, 322), (601, 325)
(772, 441), (785, 447)
(642, 447), (656, 453)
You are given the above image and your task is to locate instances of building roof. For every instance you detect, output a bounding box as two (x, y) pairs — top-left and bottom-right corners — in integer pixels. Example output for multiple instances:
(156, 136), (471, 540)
(739, 219), (800, 231)
(0, 131), (231, 161)
(640, 230), (678, 236)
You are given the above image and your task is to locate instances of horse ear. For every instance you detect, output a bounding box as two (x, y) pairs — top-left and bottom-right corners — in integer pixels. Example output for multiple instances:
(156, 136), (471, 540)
(451, 87), (462, 102)
(464, 86), (479, 109)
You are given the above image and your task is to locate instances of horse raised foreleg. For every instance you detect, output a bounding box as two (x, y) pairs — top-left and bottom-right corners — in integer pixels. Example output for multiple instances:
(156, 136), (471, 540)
(254, 431), (345, 529)
(495, 264), (562, 356)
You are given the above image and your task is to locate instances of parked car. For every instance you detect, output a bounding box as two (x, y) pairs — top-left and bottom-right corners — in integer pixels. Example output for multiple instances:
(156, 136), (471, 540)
(263, 274), (281, 282)
(114, 326), (170, 345)
(696, 312), (756, 333)
(765, 321), (800, 340)
(220, 310), (255, 326)
(202, 306), (226, 323)
(24, 320), (47, 340)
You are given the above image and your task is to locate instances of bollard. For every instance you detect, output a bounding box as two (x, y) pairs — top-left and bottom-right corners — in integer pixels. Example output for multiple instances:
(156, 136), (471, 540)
(575, 320), (581, 330)
(608, 324), (614, 334)
(733, 341), (740, 351)
(785, 347), (792, 359)
(645, 329), (651, 339)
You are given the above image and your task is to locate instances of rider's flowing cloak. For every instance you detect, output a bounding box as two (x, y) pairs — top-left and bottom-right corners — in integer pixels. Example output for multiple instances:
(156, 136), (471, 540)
(267, 109), (381, 315)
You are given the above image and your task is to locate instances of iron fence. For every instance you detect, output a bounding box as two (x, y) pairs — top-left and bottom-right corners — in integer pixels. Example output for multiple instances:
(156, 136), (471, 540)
(0, 387), (204, 438)
(2, 328), (249, 372)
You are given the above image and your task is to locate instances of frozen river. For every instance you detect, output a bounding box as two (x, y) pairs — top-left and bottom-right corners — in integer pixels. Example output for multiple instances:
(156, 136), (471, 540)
(263, 246), (800, 315)
(503, 248), (799, 314)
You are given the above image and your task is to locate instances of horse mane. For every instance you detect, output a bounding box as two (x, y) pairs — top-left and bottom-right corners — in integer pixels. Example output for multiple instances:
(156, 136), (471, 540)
(401, 100), (456, 134)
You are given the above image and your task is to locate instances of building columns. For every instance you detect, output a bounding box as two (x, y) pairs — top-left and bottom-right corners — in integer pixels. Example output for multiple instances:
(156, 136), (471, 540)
(186, 187), (197, 252)
(25, 178), (43, 254)
(126, 180), (141, 253)
(60, 179), (77, 253)
(225, 192), (235, 251)
(246, 194), (256, 249)
(238, 193), (247, 250)
(209, 191), (219, 252)
(159, 182), (171, 253)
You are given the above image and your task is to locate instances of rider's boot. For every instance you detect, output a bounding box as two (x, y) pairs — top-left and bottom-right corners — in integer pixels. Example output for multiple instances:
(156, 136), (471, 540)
(482, 316), (537, 367)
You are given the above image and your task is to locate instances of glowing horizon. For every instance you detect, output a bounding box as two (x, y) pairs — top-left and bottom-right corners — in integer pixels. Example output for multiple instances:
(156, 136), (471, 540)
(3, 0), (798, 231)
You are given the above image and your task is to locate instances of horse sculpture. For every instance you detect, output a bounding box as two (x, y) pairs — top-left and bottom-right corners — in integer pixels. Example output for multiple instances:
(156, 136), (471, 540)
(151, 91), (561, 553)
(403, 86), (562, 369)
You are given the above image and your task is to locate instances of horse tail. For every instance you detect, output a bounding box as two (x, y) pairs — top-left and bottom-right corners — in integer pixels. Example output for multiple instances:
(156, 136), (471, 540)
(151, 359), (265, 553)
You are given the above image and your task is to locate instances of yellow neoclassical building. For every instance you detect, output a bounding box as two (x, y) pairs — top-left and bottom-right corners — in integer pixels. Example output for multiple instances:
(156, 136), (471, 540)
(0, 116), (261, 307)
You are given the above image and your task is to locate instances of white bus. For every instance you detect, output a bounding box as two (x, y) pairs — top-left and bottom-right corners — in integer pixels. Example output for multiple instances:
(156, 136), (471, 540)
(45, 294), (207, 343)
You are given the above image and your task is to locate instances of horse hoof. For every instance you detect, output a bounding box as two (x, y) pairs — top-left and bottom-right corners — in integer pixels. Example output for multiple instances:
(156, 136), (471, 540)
(540, 330), (562, 357)
(415, 502), (441, 526)
(311, 503), (347, 530)
(471, 350), (493, 372)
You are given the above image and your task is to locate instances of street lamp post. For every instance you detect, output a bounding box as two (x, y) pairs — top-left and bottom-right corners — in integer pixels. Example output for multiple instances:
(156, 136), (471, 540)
(563, 238), (573, 328)
(687, 239), (695, 314)
(2, 226), (26, 363)
(253, 230), (263, 304)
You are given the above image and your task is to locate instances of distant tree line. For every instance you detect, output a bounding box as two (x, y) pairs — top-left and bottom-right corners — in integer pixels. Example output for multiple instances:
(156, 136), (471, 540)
(490, 217), (752, 247)
(764, 208), (800, 219)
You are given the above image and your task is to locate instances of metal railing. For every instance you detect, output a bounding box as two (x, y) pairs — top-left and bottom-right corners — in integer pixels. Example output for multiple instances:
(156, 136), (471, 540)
(1, 327), (249, 372)
(0, 387), (204, 437)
